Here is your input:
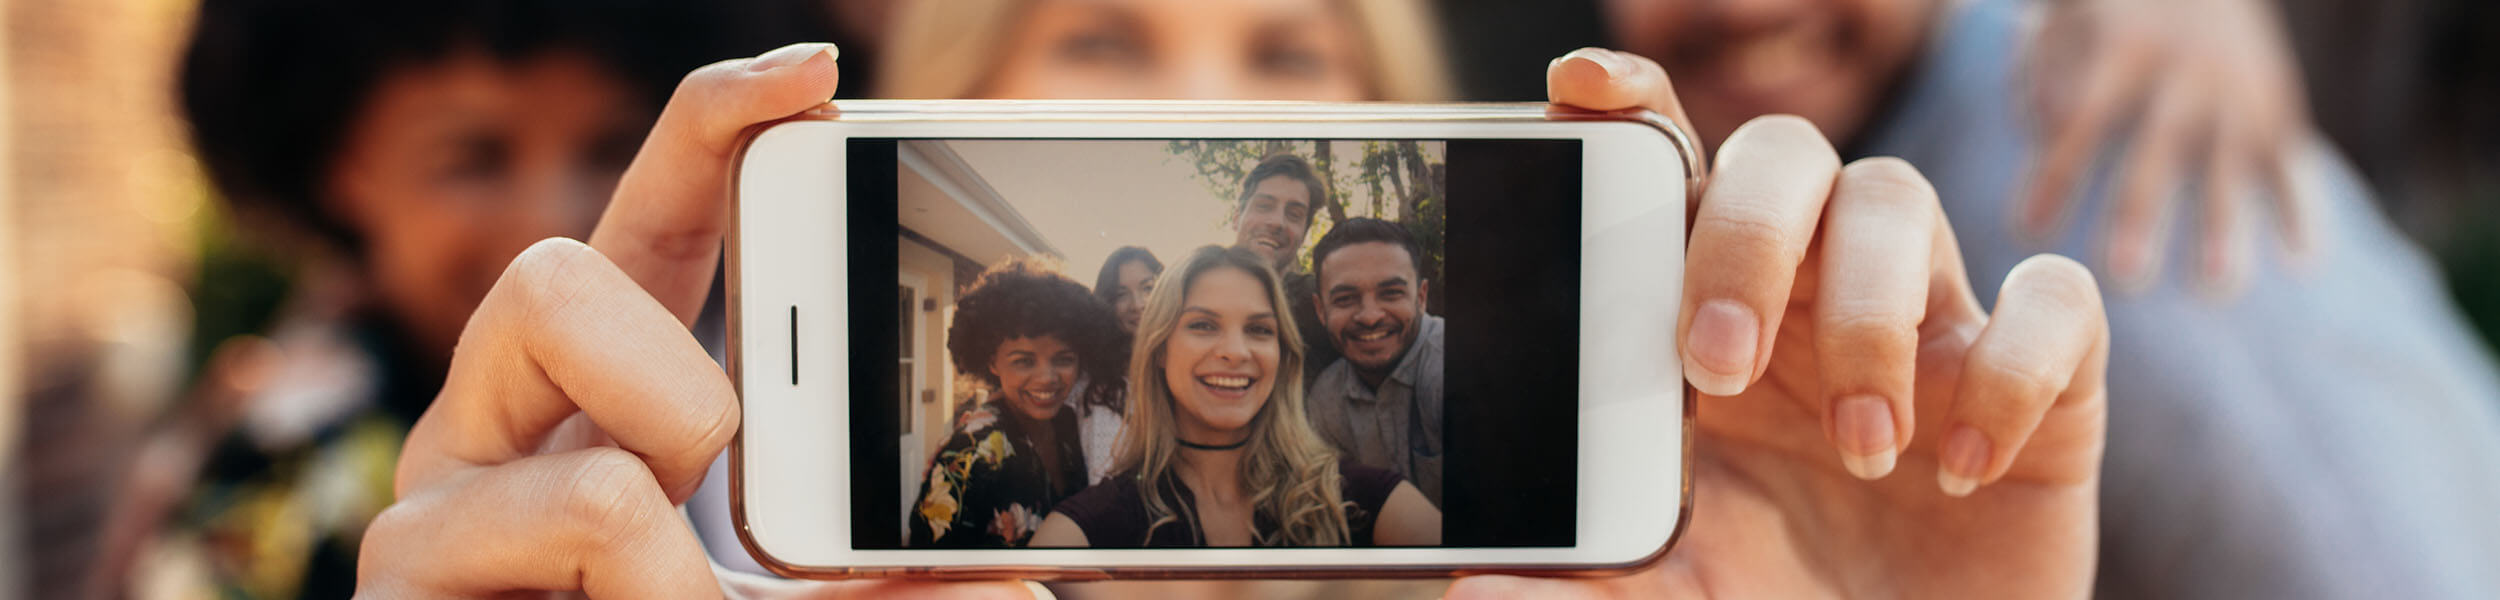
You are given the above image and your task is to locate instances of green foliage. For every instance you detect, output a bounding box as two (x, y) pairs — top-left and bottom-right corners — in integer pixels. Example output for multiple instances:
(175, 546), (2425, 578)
(1163, 140), (1447, 305)
(185, 201), (297, 385)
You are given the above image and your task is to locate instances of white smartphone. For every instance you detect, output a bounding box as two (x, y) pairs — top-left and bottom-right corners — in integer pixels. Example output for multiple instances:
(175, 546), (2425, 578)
(728, 100), (1698, 579)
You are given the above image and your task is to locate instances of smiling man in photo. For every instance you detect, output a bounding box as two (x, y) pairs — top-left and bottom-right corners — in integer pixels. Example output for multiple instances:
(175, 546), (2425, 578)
(1303, 217), (1445, 506)
(1229, 153), (1342, 377)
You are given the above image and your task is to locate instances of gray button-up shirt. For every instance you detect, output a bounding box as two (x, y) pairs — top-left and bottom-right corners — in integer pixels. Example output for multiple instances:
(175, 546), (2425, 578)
(1305, 314), (1444, 506)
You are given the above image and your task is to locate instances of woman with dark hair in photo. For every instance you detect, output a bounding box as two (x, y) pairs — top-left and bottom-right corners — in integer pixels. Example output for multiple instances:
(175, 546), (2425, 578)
(1077, 246), (1163, 484)
(1096, 246), (1164, 336)
(910, 257), (1125, 547)
(1032, 245), (1441, 548)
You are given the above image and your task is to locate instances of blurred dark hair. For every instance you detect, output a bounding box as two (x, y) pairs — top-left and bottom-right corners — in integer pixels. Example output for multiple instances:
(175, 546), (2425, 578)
(1093, 246), (1164, 307)
(177, 0), (837, 254)
(1310, 217), (1424, 285)
(1236, 153), (1326, 227)
(947, 257), (1127, 410)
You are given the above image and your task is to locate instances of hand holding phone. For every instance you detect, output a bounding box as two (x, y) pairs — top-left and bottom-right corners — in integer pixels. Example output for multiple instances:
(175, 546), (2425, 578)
(355, 43), (1028, 599)
(1444, 49), (2113, 599)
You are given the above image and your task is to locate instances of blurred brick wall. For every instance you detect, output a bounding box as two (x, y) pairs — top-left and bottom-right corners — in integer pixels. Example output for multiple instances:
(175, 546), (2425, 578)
(6, 0), (206, 596)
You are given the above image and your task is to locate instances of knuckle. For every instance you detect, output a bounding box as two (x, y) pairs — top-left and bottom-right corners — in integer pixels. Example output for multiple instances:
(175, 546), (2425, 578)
(1969, 353), (2067, 407)
(654, 384), (741, 495)
(1839, 157), (1940, 206)
(356, 503), (421, 585)
(564, 448), (664, 547)
(676, 58), (746, 99)
(1818, 309), (1921, 361)
(357, 489), (453, 586)
(1693, 203), (1798, 264)
(1619, 49), (1667, 77)
(691, 389), (742, 455)
(504, 237), (606, 324)
(361, 500), (423, 552)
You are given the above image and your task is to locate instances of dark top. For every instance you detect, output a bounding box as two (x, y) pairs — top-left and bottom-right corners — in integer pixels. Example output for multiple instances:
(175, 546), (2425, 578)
(908, 399), (1086, 547)
(1285, 268), (1338, 382)
(1051, 458), (1407, 547)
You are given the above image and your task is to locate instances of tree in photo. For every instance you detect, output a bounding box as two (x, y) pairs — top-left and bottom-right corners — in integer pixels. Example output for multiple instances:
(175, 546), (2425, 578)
(1164, 140), (1445, 311)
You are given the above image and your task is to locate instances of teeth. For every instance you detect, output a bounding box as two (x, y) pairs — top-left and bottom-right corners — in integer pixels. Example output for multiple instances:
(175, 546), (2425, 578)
(1200, 375), (1251, 389)
(1354, 330), (1391, 342)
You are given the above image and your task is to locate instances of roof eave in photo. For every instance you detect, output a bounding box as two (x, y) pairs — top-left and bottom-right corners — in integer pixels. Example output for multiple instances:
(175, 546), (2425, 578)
(899, 140), (1060, 259)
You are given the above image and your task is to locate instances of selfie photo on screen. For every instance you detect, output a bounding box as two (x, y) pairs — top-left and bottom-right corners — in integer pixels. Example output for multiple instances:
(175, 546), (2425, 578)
(882, 140), (1449, 548)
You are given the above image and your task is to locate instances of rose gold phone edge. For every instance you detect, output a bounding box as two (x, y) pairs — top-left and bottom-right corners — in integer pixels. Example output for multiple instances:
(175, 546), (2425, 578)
(723, 100), (1703, 580)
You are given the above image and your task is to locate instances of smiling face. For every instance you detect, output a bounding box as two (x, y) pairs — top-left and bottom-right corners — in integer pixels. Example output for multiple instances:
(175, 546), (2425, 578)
(1112, 259), (1158, 334)
(1600, 0), (1938, 148)
(977, 0), (1373, 100)
(989, 335), (1081, 421)
(1233, 175), (1315, 272)
(1315, 241), (1426, 381)
(1159, 266), (1285, 445)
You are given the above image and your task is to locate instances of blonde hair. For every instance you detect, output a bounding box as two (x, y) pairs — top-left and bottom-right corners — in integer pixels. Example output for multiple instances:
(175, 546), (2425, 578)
(877, 0), (1454, 101)
(1117, 245), (1350, 546)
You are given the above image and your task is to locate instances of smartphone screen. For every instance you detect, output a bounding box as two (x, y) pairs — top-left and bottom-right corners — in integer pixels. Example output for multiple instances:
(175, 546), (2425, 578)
(841, 138), (1582, 550)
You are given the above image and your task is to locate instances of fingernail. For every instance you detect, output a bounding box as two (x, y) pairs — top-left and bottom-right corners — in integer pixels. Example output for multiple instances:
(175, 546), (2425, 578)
(1684, 299), (1759, 396)
(1833, 395), (1898, 480)
(1938, 426), (1991, 497)
(748, 42), (839, 72)
(1560, 47), (1633, 79)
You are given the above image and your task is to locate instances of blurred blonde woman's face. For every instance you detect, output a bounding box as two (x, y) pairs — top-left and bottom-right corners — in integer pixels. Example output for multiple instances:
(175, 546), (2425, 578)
(980, 0), (1374, 100)
(1160, 267), (1284, 445)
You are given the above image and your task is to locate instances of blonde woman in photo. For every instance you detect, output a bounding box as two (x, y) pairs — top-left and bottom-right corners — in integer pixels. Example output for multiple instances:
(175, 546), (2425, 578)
(1033, 245), (1441, 547)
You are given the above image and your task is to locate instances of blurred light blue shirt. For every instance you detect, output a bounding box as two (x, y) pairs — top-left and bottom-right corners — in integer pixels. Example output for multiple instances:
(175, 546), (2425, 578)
(1857, 1), (2500, 596)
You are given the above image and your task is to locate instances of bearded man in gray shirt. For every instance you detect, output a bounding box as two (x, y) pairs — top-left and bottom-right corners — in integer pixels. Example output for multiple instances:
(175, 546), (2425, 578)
(1303, 218), (1446, 506)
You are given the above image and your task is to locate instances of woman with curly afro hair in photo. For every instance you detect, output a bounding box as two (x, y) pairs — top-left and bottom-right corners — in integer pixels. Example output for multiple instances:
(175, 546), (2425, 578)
(909, 256), (1127, 547)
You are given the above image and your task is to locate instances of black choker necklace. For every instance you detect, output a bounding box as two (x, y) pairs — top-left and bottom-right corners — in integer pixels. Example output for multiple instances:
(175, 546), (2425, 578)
(1176, 437), (1249, 451)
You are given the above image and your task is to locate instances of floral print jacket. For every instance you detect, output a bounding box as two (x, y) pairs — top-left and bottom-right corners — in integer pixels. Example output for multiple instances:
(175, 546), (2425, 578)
(909, 399), (1087, 547)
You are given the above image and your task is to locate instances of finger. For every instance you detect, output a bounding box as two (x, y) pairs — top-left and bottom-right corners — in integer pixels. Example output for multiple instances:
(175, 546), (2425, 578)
(2101, 73), (2201, 292)
(360, 448), (719, 599)
(1937, 255), (2109, 496)
(2259, 129), (2320, 265)
(403, 238), (739, 503)
(1813, 158), (1941, 479)
(592, 42), (842, 326)
(1449, 574), (1655, 600)
(1544, 47), (1702, 162)
(2019, 37), (2152, 241)
(1678, 115), (1843, 395)
(716, 568), (1047, 600)
(2196, 113), (2256, 299)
